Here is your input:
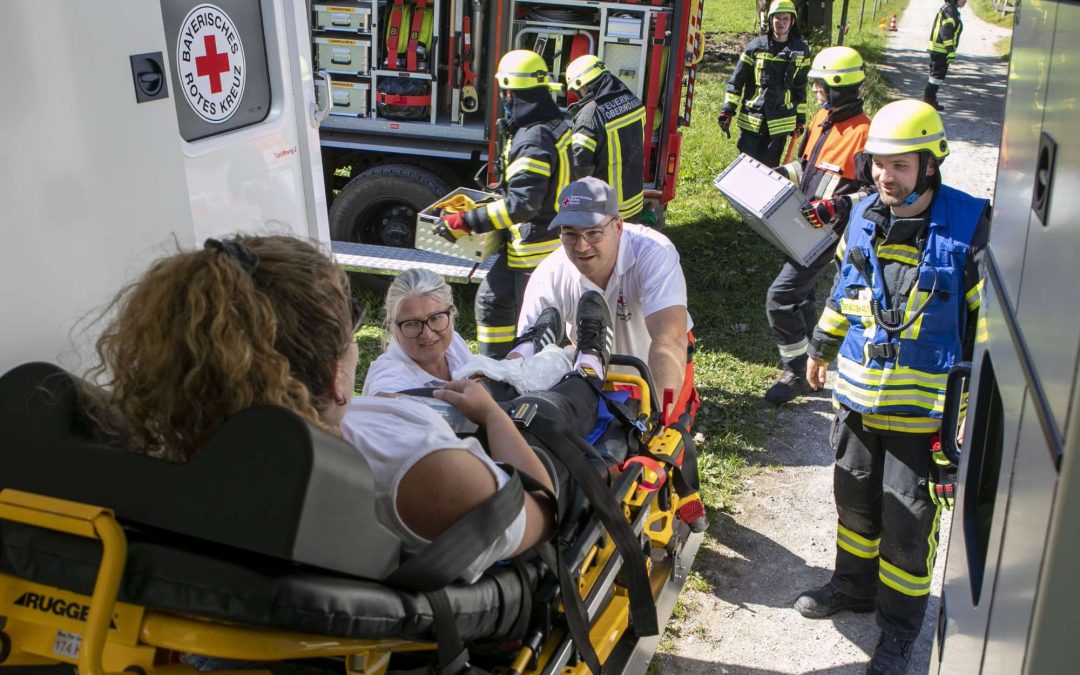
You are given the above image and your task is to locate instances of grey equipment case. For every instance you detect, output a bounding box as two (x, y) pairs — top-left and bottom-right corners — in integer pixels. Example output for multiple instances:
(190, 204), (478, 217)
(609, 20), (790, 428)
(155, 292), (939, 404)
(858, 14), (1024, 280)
(713, 153), (839, 268)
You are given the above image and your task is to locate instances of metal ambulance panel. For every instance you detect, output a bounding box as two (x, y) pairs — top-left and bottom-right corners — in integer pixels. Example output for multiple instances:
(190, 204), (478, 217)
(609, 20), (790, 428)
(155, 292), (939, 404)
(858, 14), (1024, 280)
(980, 393), (1058, 672)
(0, 0), (194, 372)
(1014, 2), (1080, 440)
(988, 0), (1056, 309)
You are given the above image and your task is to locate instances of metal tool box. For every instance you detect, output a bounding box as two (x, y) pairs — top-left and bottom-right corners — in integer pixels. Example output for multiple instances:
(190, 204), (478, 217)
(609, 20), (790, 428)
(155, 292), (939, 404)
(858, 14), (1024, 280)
(316, 78), (371, 117)
(713, 153), (838, 267)
(314, 36), (372, 75)
(416, 187), (501, 262)
(313, 4), (373, 33)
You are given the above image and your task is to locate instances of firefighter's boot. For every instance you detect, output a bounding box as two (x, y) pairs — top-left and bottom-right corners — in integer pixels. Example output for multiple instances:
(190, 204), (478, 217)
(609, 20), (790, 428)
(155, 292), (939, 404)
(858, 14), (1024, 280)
(794, 584), (875, 619)
(866, 631), (914, 675)
(922, 84), (944, 111)
(764, 366), (812, 405)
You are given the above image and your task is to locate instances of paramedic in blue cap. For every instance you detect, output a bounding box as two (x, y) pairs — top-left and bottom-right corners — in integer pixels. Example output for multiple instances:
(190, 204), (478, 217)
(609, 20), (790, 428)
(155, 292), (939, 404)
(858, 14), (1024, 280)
(513, 177), (708, 532)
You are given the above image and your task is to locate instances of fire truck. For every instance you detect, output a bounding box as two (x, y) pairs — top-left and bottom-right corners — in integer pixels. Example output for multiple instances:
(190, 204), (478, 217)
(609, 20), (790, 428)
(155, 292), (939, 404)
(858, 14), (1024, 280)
(931, 0), (1080, 670)
(0, 0), (703, 372)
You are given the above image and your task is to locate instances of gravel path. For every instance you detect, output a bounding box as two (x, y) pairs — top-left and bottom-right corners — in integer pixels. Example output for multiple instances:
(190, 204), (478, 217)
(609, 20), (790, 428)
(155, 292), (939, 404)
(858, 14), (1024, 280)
(654, 4), (1008, 673)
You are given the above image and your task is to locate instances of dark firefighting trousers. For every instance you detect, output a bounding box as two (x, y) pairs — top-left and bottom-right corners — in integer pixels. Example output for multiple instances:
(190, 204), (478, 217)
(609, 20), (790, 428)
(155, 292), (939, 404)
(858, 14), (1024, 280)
(475, 251), (532, 358)
(924, 53), (951, 103)
(737, 130), (789, 168)
(829, 408), (942, 640)
(766, 245), (837, 373)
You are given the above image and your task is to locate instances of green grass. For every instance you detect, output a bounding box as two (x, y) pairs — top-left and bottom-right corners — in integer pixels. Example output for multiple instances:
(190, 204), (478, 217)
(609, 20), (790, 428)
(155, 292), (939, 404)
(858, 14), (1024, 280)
(970, 0), (1016, 29)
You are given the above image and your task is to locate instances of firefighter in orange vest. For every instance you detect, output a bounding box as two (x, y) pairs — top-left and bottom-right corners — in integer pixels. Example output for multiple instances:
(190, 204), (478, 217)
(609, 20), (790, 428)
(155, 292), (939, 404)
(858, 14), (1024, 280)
(763, 46), (874, 404)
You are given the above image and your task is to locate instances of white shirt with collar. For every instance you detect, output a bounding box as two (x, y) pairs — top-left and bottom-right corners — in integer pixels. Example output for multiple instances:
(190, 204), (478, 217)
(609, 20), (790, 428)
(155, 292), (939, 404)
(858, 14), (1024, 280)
(362, 332), (473, 395)
(518, 223), (692, 368)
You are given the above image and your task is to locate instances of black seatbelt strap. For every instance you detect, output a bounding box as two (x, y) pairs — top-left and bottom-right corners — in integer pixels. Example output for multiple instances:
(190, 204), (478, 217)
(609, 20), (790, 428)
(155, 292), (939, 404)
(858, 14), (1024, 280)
(517, 420), (658, 638)
(387, 470), (525, 591)
(424, 588), (475, 675)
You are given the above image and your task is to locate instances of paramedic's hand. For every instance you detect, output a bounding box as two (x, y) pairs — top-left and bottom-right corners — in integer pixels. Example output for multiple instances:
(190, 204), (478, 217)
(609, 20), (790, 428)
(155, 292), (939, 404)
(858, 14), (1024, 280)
(717, 104), (735, 138)
(801, 198), (839, 228)
(794, 115), (806, 137)
(807, 356), (829, 391)
(436, 212), (471, 243)
(434, 379), (503, 425)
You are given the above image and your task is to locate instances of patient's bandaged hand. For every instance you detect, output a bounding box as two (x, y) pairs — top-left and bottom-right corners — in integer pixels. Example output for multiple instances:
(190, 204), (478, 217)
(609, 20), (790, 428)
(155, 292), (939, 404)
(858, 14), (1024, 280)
(453, 345), (574, 393)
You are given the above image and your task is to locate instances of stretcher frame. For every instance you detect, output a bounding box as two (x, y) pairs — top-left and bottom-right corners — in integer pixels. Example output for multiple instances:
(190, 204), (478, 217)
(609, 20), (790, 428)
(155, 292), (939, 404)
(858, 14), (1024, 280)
(0, 369), (702, 675)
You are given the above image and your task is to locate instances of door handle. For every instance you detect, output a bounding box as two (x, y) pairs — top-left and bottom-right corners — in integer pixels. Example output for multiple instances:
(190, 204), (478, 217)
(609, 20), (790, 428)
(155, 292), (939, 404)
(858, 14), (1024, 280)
(312, 69), (334, 125)
(940, 361), (972, 465)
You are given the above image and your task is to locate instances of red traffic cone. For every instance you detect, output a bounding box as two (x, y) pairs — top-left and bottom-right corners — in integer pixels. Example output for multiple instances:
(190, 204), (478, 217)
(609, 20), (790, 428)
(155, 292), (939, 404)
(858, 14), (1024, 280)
(888, 13), (898, 31)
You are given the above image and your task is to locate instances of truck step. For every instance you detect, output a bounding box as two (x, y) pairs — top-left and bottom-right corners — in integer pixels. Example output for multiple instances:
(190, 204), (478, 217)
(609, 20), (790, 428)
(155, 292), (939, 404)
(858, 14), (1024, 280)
(331, 240), (493, 283)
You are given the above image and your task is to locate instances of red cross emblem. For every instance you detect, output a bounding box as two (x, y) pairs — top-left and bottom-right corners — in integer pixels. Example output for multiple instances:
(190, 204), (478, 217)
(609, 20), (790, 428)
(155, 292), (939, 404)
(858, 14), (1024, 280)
(562, 197), (571, 206)
(195, 35), (231, 94)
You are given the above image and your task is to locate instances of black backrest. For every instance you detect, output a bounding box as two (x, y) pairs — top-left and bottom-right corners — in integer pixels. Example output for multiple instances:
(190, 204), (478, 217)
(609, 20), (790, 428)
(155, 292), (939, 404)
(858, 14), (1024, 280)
(0, 362), (402, 580)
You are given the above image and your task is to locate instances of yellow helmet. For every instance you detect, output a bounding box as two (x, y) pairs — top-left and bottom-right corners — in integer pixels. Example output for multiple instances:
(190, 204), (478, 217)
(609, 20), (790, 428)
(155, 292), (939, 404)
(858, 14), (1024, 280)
(767, 0), (798, 18)
(565, 54), (607, 92)
(495, 50), (561, 91)
(809, 46), (865, 87)
(865, 99), (949, 160)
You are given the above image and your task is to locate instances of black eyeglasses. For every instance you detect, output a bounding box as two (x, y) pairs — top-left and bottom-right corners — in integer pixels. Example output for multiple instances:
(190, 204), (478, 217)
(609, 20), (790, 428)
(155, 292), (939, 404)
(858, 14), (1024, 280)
(396, 308), (454, 339)
(350, 297), (366, 334)
(559, 218), (618, 247)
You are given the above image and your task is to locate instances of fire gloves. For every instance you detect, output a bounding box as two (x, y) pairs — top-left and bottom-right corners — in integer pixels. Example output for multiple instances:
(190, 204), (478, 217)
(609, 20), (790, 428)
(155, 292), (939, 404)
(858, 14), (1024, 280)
(436, 211), (471, 243)
(717, 103), (736, 138)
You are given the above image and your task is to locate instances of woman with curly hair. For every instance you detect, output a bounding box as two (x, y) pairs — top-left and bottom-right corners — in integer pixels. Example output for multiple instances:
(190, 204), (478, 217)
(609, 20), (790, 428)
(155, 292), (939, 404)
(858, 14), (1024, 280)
(86, 235), (556, 581)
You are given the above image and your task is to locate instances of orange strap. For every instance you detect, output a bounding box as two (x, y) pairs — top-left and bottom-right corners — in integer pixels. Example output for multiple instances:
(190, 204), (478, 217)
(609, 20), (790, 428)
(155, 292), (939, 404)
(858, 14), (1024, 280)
(623, 456), (667, 492)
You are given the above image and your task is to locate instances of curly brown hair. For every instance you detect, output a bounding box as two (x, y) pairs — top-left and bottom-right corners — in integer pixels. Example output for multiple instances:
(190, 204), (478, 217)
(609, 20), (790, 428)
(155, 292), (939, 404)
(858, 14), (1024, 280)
(85, 235), (354, 462)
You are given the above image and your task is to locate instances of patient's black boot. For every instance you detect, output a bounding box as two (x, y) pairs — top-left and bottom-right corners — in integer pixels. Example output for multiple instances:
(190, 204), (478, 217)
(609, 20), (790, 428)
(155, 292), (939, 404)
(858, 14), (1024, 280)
(574, 291), (613, 371)
(513, 306), (564, 353)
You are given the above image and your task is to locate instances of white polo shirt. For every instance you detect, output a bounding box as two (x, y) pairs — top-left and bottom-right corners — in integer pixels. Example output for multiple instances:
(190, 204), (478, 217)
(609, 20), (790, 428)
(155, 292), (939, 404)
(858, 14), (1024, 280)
(362, 332), (473, 395)
(518, 223), (692, 367)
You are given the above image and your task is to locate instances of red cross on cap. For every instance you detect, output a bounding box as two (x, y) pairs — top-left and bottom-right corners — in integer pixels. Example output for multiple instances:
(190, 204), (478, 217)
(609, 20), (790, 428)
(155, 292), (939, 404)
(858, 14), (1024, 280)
(562, 197), (571, 206)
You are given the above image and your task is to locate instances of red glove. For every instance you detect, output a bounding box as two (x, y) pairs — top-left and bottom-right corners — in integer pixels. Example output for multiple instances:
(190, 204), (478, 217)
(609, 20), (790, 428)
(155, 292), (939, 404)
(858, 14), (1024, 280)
(801, 198), (838, 228)
(436, 211), (471, 243)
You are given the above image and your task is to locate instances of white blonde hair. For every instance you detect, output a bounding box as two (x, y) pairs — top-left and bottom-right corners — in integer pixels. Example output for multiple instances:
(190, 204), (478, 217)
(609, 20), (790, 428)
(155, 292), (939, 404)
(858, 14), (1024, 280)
(382, 268), (455, 343)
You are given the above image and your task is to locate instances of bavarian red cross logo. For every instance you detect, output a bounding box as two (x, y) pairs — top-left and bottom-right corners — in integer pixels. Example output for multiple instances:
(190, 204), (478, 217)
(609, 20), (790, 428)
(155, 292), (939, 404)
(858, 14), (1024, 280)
(176, 4), (246, 124)
(562, 197), (571, 207)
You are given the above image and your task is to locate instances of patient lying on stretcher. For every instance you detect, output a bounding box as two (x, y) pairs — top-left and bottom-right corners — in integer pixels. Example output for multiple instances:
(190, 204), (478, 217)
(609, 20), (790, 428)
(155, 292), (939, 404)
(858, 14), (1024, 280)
(84, 235), (613, 582)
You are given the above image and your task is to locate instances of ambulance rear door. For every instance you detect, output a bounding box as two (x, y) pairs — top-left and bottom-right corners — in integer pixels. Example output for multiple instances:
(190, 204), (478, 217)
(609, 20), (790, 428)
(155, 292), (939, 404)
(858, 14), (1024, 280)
(160, 0), (330, 244)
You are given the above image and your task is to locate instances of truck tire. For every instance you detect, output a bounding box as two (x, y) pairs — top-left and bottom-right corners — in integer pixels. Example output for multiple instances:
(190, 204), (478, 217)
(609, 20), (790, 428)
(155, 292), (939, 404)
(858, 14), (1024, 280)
(329, 163), (450, 246)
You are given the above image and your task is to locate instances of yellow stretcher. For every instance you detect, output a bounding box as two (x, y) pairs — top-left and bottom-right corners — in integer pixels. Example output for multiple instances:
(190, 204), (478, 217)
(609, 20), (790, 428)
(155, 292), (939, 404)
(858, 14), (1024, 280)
(0, 360), (702, 675)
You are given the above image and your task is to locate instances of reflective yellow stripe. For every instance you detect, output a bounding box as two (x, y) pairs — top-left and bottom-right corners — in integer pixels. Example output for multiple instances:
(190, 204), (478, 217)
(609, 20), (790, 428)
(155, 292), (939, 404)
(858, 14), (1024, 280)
(619, 192), (644, 218)
(554, 129), (572, 211)
(508, 237), (560, 255)
(778, 338), (809, 359)
(861, 413), (941, 434)
(966, 279), (983, 312)
(507, 157), (551, 178)
(572, 132), (597, 152)
(837, 355), (948, 389)
(836, 236), (848, 262)
(926, 502), (943, 579)
(835, 377), (945, 411)
(739, 53), (754, 66)
(485, 200), (513, 230)
(900, 289), (927, 340)
(818, 307), (849, 338)
(877, 244), (920, 266)
(975, 314), (989, 345)
(476, 324), (516, 343)
(837, 524), (880, 559)
(879, 559), (932, 597)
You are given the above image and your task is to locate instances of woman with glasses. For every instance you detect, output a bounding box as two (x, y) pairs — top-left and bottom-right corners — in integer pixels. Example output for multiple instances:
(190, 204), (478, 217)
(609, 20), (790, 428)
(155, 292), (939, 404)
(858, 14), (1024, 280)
(362, 269), (473, 396)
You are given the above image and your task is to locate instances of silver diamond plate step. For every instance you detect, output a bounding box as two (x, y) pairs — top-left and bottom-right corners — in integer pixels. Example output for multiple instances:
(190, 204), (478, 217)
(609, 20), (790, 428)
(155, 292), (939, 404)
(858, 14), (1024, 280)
(331, 241), (494, 283)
